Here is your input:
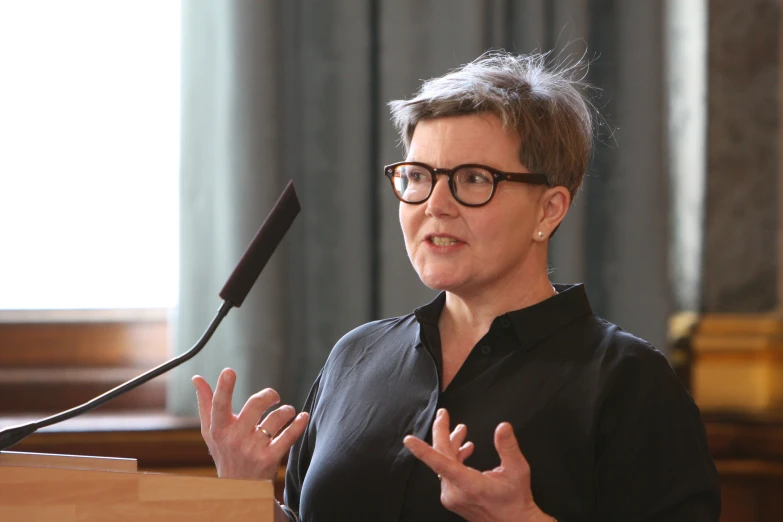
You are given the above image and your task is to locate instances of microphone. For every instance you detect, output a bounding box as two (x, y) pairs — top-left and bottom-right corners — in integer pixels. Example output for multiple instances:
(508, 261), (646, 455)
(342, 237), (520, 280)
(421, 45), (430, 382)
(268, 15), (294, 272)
(0, 180), (301, 451)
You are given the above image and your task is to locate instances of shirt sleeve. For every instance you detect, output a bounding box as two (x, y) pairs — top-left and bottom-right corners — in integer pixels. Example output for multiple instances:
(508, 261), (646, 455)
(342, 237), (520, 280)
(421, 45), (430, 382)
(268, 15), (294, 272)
(283, 369), (323, 516)
(592, 349), (721, 522)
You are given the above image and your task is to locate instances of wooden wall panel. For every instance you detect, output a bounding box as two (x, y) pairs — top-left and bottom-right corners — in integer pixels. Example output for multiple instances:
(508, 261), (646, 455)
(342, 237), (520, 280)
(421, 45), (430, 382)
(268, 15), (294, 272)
(0, 320), (167, 368)
(0, 318), (168, 412)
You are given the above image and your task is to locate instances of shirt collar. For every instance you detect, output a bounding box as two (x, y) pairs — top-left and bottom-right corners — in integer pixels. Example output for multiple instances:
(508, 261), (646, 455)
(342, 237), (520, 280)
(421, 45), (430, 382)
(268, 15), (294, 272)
(413, 291), (446, 326)
(413, 284), (593, 350)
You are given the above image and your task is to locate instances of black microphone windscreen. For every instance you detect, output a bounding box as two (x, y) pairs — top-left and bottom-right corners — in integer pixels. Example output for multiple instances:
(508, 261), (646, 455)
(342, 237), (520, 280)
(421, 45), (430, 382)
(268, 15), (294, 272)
(219, 181), (301, 307)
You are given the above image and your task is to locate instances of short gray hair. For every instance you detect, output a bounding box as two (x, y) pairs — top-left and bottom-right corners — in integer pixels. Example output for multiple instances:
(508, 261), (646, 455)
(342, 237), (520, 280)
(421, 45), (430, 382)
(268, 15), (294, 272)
(388, 50), (595, 199)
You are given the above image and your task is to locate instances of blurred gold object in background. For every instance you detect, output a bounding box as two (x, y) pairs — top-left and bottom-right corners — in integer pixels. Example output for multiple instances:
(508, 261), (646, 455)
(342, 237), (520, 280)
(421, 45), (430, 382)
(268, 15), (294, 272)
(692, 315), (783, 411)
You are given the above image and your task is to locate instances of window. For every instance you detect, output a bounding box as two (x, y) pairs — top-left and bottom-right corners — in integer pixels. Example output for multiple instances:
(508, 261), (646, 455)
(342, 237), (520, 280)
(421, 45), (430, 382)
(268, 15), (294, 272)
(0, 1), (180, 310)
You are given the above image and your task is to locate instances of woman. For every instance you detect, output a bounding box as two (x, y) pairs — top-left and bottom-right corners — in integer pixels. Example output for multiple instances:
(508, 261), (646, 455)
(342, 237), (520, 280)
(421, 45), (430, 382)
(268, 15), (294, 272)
(193, 52), (720, 522)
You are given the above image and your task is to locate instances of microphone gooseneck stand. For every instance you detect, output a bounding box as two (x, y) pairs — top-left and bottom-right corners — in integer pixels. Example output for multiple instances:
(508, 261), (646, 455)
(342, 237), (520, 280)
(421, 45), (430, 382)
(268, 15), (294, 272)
(0, 180), (301, 451)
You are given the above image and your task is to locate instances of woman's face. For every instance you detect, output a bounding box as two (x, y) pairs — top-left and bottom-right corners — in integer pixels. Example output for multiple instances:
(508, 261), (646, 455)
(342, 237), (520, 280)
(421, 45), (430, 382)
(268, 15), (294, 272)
(400, 113), (545, 295)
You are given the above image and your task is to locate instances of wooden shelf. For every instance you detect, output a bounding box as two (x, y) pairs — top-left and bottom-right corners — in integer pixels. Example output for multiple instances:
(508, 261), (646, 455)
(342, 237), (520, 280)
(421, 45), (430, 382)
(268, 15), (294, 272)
(0, 412), (212, 469)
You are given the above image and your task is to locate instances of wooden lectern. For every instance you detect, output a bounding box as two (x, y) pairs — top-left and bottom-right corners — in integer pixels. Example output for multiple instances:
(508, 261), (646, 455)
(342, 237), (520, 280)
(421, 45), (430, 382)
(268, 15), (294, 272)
(0, 450), (273, 521)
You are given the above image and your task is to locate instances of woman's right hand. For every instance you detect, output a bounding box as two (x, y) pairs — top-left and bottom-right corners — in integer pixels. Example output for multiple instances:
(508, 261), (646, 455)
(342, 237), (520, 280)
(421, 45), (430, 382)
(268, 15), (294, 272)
(192, 368), (309, 481)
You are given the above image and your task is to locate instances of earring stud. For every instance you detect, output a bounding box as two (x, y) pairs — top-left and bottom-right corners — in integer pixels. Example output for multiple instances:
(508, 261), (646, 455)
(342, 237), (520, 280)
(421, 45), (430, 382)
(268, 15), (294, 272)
(538, 231), (544, 238)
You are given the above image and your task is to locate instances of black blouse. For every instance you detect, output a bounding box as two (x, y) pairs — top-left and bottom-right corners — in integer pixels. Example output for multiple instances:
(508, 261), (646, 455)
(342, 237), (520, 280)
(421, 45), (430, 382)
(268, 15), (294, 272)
(284, 284), (720, 521)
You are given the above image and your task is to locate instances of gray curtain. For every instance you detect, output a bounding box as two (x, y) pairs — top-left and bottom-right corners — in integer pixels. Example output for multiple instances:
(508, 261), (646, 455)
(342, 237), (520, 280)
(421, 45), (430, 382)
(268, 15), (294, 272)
(169, 0), (671, 414)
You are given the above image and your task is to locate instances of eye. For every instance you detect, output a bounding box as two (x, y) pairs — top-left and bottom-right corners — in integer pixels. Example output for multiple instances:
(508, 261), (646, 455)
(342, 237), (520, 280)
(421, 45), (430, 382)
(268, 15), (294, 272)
(457, 168), (493, 184)
(403, 167), (430, 183)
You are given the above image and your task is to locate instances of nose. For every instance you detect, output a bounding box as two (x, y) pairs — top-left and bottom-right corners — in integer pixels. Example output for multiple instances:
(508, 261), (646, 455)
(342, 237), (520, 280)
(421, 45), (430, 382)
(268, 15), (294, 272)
(424, 173), (458, 217)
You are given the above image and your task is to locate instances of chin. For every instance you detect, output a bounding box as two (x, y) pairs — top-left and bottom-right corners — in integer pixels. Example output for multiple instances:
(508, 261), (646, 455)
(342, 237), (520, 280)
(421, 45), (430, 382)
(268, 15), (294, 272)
(416, 269), (465, 292)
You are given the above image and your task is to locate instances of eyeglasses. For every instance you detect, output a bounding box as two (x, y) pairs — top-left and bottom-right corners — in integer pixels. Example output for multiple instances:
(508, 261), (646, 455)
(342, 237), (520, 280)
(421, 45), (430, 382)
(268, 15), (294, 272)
(384, 161), (549, 207)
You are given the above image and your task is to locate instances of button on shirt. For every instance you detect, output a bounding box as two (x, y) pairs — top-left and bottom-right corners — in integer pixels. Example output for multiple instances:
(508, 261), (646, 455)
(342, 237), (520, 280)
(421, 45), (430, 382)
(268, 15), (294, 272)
(284, 284), (720, 521)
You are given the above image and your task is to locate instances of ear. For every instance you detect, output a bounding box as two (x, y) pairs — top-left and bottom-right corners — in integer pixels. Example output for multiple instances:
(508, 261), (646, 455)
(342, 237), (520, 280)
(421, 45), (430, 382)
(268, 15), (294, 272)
(533, 186), (571, 241)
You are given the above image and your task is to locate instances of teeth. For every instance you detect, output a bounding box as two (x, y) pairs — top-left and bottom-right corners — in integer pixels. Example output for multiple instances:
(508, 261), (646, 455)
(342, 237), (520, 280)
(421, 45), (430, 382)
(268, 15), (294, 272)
(431, 236), (458, 246)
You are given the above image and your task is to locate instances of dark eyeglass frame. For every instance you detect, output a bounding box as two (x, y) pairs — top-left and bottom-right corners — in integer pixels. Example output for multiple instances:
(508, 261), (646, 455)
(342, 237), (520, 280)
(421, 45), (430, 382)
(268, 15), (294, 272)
(384, 161), (550, 207)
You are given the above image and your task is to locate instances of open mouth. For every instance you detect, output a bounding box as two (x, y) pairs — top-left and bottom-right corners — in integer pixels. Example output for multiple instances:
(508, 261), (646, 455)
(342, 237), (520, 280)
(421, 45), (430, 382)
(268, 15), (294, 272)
(429, 236), (461, 247)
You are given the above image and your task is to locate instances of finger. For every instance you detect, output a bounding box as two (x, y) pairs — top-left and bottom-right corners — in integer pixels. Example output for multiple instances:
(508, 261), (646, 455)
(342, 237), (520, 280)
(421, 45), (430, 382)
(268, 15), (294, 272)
(494, 422), (528, 472)
(192, 375), (214, 436)
(404, 435), (471, 486)
(449, 423), (467, 451)
(211, 368), (237, 432)
(269, 411), (310, 456)
(432, 408), (452, 454)
(457, 441), (474, 464)
(258, 404), (296, 436)
(235, 388), (281, 433)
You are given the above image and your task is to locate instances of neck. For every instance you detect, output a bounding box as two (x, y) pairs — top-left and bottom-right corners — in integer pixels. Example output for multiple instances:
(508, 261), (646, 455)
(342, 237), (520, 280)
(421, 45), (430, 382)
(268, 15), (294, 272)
(438, 244), (555, 335)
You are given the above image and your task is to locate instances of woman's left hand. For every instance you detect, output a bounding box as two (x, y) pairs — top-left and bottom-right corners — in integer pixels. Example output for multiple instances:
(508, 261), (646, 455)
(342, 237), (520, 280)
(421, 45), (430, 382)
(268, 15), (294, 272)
(403, 408), (555, 522)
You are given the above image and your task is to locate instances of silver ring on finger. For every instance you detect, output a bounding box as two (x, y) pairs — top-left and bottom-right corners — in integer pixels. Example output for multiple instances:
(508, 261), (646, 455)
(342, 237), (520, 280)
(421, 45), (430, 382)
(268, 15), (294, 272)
(258, 427), (273, 439)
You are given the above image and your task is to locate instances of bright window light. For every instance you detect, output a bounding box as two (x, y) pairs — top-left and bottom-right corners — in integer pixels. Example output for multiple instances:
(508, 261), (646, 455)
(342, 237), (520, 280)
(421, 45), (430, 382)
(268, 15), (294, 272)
(0, 2), (180, 310)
